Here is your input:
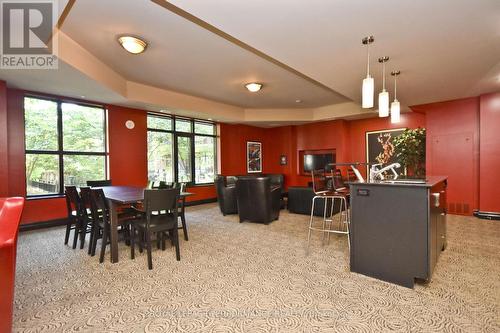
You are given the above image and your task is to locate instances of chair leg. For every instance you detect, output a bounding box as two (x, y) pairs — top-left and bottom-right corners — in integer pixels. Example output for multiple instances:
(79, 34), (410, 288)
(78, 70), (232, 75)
(322, 197), (328, 243)
(87, 221), (94, 255)
(161, 232), (166, 251)
(130, 225), (135, 260)
(138, 230), (144, 253)
(64, 218), (72, 245)
(180, 213), (188, 241)
(307, 196), (316, 250)
(72, 217), (80, 249)
(156, 232), (161, 249)
(173, 228), (180, 261)
(146, 232), (153, 270)
(90, 225), (100, 257)
(99, 223), (108, 263)
(79, 219), (88, 249)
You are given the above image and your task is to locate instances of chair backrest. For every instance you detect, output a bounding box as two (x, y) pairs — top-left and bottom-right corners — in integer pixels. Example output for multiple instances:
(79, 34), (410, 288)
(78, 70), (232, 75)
(79, 187), (92, 217)
(65, 186), (82, 216)
(90, 188), (110, 224)
(347, 169), (355, 181)
(144, 188), (179, 215)
(311, 170), (327, 194)
(86, 180), (112, 187)
(332, 169), (345, 190)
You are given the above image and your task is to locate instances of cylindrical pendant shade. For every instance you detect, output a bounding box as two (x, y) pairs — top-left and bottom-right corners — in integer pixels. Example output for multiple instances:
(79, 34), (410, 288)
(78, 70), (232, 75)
(378, 90), (389, 117)
(362, 76), (374, 108)
(391, 99), (401, 123)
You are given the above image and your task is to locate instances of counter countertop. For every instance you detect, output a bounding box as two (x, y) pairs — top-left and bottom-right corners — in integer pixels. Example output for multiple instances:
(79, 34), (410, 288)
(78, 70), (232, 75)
(347, 176), (447, 188)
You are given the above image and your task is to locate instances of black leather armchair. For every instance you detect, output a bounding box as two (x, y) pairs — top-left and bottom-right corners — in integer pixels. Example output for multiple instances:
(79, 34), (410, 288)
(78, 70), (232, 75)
(236, 176), (281, 224)
(215, 175), (238, 215)
(263, 174), (284, 192)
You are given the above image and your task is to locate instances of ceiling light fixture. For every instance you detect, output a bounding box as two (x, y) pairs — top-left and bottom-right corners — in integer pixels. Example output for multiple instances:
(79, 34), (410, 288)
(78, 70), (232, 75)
(245, 82), (263, 92)
(362, 36), (375, 108)
(295, 99), (302, 103)
(390, 70), (401, 123)
(378, 56), (390, 117)
(118, 35), (148, 54)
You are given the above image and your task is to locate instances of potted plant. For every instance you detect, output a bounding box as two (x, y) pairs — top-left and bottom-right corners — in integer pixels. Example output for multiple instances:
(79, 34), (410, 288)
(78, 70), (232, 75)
(393, 127), (426, 177)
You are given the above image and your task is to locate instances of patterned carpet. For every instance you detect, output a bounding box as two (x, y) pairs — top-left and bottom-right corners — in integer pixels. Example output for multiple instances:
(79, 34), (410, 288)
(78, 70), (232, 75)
(14, 203), (500, 332)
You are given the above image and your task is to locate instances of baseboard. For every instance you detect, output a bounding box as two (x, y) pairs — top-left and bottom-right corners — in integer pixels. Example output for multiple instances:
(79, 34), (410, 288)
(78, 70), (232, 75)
(19, 198), (217, 231)
(185, 198), (217, 207)
(19, 218), (68, 232)
(473, 210), (500, 221)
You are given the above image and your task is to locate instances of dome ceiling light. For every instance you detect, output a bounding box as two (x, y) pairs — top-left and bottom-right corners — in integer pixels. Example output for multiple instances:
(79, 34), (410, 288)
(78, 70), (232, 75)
(118, 35), (148, 54)
(245, 82), (263, 92)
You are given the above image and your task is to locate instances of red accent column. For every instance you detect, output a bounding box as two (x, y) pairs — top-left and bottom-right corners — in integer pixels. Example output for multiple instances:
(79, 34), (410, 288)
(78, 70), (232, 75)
(479, 92), (500, 213)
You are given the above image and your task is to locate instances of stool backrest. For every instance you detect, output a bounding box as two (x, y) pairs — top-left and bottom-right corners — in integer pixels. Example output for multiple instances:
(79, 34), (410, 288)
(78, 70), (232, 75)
(332, 169), (345, 190)
(311, 169), (328, 194)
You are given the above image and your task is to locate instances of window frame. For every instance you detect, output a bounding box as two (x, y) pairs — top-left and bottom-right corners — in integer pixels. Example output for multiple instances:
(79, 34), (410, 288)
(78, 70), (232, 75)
(24, 95), (108, 198)
(147, 113), (217, 186)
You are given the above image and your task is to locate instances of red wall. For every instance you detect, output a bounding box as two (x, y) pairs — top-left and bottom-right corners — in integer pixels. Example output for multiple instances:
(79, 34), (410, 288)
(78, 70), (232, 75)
(479, 92), (500, 212)
(412, 97), (480, 215)
(2, 78), (498, 222)
(219, 114), (426, 189)
(107, 105), (148, 187)
(219, 123), (267, 175)
(1, 87), (218, 224)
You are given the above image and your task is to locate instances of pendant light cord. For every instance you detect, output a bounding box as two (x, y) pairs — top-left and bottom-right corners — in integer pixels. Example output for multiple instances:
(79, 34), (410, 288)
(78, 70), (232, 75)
(366, 44), (370, 77)
(382, 62), (386, 90)
(394, 76), (397, 99)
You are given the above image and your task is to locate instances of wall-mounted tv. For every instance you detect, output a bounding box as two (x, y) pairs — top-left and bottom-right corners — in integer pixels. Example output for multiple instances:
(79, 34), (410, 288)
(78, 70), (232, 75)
(303, 153), (334, 172)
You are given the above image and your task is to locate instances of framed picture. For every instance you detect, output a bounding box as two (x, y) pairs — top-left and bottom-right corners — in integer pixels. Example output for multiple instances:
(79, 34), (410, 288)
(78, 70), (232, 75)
(280, 155), (287, 165)
(247, 141), (262, 173)
(365, 128), (406, 175)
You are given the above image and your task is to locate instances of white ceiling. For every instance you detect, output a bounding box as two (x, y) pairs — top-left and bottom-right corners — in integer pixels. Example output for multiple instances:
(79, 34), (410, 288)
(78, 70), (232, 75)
(0, 0), (499, 123)
(60, 0), (345, 109)
(167, 0), (500, 106)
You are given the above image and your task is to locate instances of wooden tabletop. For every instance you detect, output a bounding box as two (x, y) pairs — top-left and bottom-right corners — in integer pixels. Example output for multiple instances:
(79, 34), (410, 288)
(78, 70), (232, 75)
(99, 186), (193, 204)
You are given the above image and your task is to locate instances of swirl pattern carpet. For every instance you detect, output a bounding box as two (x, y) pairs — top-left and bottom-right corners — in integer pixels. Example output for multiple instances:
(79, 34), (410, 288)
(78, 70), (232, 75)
(13, 203), (500, 332)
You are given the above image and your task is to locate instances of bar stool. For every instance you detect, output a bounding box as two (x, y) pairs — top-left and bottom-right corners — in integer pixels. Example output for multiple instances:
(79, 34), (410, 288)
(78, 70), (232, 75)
(307, 169), (350, 251)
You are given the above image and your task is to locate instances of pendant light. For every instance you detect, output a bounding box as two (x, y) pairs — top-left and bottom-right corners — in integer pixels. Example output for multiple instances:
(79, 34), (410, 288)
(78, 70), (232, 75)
(390, 70), (401, 123)
(378, 56), (390, 117)
(362, 36), (374, 108)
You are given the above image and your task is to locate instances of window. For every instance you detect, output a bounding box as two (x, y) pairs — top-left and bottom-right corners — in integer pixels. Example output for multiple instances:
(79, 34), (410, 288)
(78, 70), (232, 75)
(24, 96), (107, 196)
(147, 114), (216, 185)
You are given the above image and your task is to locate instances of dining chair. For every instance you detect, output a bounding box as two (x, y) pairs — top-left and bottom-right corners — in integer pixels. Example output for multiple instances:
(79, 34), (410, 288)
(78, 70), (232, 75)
(86, 180), (112, 187)
(130, 188), (181, 270)
(173, 182), (188, 241)
(64, 186), (86, 249)
(89, 188), (136, 263)
(78, 187), (95, 252)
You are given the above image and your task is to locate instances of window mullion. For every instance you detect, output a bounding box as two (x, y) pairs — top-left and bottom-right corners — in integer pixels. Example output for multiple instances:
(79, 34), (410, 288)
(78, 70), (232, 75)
(57, 101), (64, 194)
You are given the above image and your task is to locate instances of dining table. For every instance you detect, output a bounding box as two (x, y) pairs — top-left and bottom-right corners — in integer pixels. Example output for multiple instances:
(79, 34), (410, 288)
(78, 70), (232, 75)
(99, 186), (194, 263)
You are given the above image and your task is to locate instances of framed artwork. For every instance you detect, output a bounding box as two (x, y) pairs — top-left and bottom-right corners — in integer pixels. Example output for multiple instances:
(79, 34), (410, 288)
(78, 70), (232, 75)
(280, 155), (287, 165)
(247, 141), (262, 173)
(365, 128), (406, 175)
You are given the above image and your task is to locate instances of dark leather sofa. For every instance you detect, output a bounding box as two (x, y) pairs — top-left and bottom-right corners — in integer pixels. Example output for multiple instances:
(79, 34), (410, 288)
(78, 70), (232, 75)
(215, 175), (238, 215)
(288, 186), (341, 216)
(235, 176), (281, 224)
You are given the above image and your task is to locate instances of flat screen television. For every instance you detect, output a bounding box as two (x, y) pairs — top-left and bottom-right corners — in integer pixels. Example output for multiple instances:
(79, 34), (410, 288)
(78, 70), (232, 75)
(303, 153), (334, 172)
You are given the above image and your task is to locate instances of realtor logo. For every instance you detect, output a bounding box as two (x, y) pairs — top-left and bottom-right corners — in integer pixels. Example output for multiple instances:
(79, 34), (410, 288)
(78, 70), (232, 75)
(1, 0), (58, 69)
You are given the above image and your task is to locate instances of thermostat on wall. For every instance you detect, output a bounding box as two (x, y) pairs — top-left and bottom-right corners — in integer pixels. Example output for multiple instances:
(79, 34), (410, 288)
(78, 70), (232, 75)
(125, 120), (135, 129)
